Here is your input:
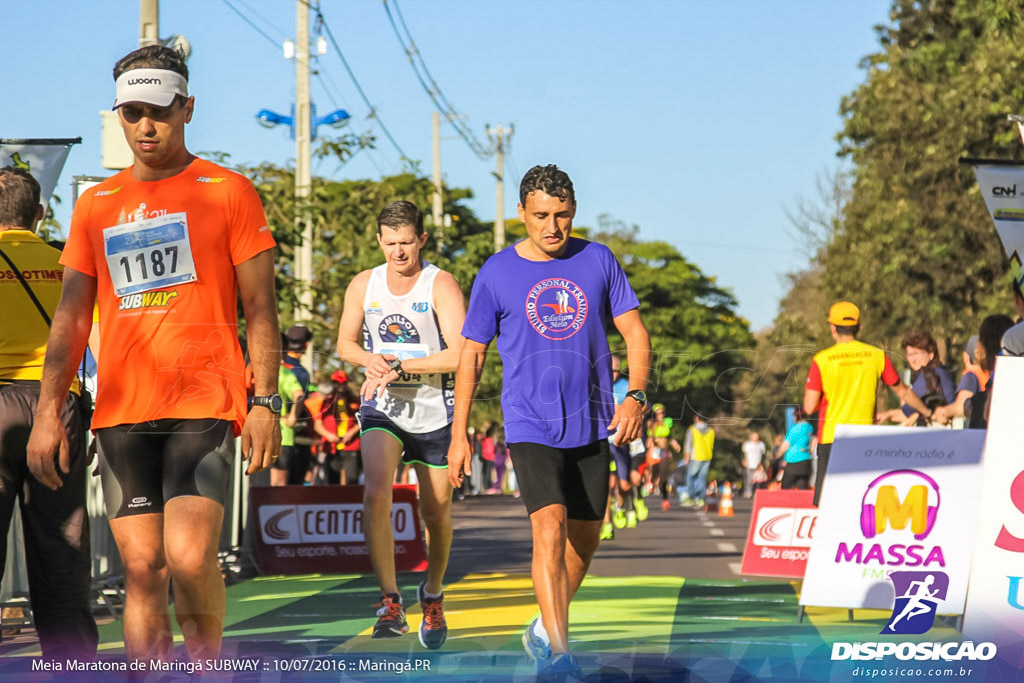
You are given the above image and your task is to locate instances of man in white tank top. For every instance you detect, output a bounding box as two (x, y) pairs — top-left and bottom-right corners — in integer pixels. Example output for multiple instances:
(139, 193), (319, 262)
(336, 201), (465, 649)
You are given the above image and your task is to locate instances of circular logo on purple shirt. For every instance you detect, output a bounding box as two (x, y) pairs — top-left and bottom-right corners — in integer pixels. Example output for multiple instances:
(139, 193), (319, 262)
(526, 278), (589, 340)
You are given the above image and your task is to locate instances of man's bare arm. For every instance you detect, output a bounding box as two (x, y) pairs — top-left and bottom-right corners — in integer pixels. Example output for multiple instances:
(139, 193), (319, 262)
(609, 309), (651, 444)
(236, 249), (281, 474)
(26, 268), (97, 490)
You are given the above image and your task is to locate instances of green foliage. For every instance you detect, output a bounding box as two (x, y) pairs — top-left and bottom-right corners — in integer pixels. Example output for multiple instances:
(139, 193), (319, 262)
(595, 221), (754, 421)
(762, 0), (1024, 421)
(829, 0), (1024, 354)
(232, 140), (753, 431)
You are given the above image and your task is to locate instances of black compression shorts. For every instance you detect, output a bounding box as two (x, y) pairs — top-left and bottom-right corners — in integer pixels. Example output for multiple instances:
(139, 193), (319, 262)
(95, 418), (234, 519)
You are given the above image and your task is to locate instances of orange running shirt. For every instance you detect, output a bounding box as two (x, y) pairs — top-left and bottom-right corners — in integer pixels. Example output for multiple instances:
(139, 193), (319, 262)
(806, 339), (899, 444)
(60, 158), (275, 433)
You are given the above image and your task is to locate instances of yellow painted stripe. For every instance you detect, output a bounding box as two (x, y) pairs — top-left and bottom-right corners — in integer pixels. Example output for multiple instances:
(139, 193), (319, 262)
(332, 573), (539, 654)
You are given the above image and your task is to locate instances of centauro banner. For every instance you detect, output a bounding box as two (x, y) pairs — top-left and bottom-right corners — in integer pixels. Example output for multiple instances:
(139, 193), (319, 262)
(971, 162), (1024, 297)
(0, 137), (80, 209)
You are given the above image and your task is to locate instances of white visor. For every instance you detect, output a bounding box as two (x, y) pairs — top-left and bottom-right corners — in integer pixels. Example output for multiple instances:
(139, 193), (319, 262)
(113, 68), (188, 109)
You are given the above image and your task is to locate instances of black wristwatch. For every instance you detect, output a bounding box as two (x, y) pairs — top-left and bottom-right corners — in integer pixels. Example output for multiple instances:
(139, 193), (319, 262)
(387, 357), (404, 376)
(251, 393), (284, 414)
(625, 389), (647, 406)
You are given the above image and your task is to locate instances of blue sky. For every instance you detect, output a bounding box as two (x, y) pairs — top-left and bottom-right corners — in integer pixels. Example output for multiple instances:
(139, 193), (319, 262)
(2, 0), (892, 329)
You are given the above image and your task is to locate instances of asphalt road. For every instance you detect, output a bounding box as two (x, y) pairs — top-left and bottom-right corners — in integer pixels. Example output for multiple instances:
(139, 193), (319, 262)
(447, 491), (755, 581)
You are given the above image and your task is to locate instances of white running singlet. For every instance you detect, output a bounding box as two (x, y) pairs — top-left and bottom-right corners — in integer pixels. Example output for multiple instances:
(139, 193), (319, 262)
(361, 261), (454, 433)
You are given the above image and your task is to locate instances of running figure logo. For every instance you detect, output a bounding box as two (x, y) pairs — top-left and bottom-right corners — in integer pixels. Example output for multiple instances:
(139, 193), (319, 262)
(881, 571), (949, 635)
(526, 278), (589, 340)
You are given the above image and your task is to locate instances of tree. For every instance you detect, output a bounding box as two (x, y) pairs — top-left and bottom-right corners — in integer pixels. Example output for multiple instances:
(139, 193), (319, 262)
(826, 0), (1024, 356)
(593, 222), (755, 421)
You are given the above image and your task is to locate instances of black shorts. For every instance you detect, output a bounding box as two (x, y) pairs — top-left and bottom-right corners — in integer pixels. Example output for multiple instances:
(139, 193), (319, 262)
(813, 442), (831, 507)
(359, 409), (450, 469)
(273, 443), (311, 485)
(95, 418), (234, 519)
(630, 453), (646, 472)
(508, 440), (610, 520)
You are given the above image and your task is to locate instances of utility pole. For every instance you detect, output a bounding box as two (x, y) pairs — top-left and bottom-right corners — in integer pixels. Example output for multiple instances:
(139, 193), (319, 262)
(432, 111), (443, 240)
(487, 124), (513, 251)
(139, 0), (159, 46)
(295, 0), (314, 372)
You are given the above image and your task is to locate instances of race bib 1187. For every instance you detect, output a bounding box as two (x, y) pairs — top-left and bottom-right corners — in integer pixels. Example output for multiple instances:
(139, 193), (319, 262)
(103, 212), (198, 297)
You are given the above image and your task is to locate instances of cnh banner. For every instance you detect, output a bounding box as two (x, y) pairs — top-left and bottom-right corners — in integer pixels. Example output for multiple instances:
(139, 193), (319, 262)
(963, 356), (1024, 678)
(0, 138), (80, 208)
(800, 426), (985, 612)
(971, 162), (1024, 297)
(249, 485), (427, 575)
(740, 488), (817, 578)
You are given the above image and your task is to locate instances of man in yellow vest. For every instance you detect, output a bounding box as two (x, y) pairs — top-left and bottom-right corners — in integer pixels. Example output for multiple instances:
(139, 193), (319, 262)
(803, 301), (931, 506)
(682, 414), (715, 507)
(0, 166), (98, 658)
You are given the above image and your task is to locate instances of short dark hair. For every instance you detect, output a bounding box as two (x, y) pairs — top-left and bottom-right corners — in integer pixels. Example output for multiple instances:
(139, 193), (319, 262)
(834, 323), (860, 336)
(901, 330), (941, 365)
(0, 166), (41, 229)
(113, 44), (189, 81)
(519, 164), (575, 206)
(377, 200), (423, 236)
(979, 314), (1015, 372)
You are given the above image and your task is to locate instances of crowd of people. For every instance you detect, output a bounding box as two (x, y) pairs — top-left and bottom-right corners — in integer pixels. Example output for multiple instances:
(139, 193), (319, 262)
(3, 40), (1023, 683)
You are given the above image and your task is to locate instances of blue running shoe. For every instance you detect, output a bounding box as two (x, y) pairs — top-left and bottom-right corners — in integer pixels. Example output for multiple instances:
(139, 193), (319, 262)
(537, 652), (582, 680)
(522, 618), (551, 665)
(417, 582), (448, 650)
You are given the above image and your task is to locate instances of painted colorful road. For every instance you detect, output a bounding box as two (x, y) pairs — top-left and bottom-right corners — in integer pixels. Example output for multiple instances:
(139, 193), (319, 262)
(0, 495), (986, 682)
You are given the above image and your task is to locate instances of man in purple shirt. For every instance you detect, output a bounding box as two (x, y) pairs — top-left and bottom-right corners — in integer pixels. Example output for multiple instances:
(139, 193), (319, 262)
(447, 165), (651, 677)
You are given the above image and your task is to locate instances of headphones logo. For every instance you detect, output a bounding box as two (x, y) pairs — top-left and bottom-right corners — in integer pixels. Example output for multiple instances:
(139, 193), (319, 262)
(860, 469), (940, 541)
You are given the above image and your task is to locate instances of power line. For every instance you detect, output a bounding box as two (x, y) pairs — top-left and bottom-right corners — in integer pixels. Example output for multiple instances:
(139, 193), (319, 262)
(381, 0), (493, 160)
(231, 0), (289, 42)
(301, 0), (413, 163)
(220, 0), (281, 50)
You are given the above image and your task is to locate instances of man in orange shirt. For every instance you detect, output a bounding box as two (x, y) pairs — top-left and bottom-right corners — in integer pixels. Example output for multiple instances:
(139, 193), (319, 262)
(803, 301), (929, 506)
(26, 45), (280, 661)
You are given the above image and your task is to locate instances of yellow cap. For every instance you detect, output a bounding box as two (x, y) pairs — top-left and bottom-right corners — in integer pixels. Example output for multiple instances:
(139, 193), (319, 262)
(828, 301), (860, 326)
(652, 403), (666, 413)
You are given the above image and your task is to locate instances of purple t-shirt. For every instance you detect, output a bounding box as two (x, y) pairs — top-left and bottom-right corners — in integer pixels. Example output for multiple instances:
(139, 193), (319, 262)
(462, 238), (640, 448)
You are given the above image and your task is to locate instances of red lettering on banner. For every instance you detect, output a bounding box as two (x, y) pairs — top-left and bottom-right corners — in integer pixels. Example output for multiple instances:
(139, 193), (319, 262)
(995, 470), (1024, 553)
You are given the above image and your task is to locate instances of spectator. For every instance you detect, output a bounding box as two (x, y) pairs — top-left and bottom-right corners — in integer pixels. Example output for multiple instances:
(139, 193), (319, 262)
(932, 336), (987, 426)
(682, 414), (715, 507)
(272, 334), (310, 486)
(0, 166), (98, 659)
(741, 432), (766, 499)
(968, 314), (1015, 429)
(803, 301), (930, 505)
(481, 427), (496, 493)
(878, 331), (955, 426)
(780, 408), (814, 490)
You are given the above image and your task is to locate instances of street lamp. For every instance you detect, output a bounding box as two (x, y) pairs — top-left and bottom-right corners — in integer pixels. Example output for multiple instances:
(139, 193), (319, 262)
(254, 105), (349, 139)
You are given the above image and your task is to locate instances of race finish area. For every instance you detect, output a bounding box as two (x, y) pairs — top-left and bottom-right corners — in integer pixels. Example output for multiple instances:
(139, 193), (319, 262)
(0, 496), (971, 682)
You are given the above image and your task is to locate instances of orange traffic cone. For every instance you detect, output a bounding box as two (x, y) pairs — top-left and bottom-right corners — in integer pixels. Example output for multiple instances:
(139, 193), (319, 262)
(719, 481), (734, 517)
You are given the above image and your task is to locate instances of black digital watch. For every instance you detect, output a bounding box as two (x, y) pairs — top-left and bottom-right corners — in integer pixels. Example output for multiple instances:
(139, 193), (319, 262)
(251, 393), (284, 414)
